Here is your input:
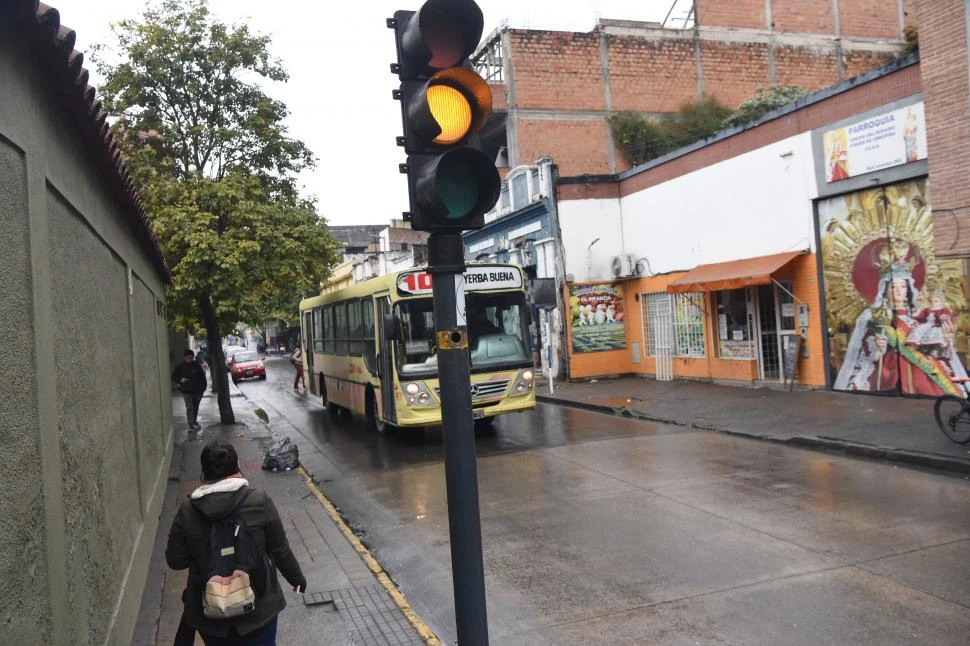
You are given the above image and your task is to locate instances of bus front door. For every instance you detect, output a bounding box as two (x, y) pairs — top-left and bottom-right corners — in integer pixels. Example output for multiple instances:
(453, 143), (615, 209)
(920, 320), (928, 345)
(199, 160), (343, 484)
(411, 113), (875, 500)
(377, 297), (396, 425)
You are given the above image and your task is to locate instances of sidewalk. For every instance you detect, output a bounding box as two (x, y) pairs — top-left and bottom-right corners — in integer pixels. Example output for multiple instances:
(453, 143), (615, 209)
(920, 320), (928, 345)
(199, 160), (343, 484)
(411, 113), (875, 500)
(134, 387), (433, 646)
(537, 376), (970, 475)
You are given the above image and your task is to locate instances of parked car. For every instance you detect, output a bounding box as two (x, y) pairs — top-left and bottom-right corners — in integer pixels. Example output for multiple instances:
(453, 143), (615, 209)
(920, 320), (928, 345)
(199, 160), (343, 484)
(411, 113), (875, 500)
(229, 350), (266, 384)
(223, 345), (247, 368)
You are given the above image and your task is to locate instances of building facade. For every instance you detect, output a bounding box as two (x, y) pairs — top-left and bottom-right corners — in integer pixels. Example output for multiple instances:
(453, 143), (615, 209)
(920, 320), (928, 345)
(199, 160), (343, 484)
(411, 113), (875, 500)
(1, 3), (173, 643)
(556, 53), (961, 397)
(472, 2), (911, 178)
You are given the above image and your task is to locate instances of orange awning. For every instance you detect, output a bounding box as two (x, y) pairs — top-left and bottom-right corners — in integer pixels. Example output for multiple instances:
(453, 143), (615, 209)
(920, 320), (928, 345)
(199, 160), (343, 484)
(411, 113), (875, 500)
(666, 251), (806, 294)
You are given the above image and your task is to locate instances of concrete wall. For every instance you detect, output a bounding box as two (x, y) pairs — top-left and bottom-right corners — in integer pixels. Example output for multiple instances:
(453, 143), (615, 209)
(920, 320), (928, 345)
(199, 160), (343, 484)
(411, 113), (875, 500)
(0, 35), (172, 645)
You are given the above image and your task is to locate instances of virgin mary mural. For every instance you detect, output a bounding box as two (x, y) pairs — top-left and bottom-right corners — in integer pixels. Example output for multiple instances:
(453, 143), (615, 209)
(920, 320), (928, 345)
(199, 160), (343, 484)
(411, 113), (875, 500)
(819, 181), (970, 396)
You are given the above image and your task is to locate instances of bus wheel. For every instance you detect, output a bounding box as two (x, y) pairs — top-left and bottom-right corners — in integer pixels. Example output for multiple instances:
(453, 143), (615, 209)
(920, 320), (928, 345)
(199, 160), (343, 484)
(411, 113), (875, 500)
(321, 378), (338, 417)
(366, 389), (386, 434)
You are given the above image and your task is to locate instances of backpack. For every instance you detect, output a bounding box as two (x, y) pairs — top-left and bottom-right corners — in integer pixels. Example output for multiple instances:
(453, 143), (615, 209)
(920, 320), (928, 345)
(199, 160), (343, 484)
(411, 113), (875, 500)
(198, 488), (268, 619)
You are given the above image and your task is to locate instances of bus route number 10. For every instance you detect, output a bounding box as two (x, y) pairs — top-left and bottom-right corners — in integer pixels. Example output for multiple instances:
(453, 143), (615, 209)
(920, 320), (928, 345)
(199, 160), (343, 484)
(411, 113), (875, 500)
(398, 272), (433, 294)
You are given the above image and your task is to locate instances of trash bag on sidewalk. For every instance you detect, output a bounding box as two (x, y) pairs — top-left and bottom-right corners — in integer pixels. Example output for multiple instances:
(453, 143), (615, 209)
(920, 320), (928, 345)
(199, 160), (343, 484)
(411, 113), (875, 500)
(262, 437), (299, 472)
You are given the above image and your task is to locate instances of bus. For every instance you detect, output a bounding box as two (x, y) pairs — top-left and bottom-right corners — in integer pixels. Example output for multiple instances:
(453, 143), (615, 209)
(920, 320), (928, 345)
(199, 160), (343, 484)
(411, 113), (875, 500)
(298, 263), (536, 431)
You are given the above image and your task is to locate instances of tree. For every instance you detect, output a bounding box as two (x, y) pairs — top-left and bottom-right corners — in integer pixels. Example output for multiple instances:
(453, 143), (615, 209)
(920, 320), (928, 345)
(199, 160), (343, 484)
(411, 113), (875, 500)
(95, 0), (338, 423)
(722, 85), (808, 129)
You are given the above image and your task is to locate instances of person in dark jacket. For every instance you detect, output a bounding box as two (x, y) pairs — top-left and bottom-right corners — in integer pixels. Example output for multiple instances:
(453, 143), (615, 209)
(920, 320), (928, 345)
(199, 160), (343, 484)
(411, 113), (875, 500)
(172, 349), (208, 430)
(166, 441), (307, 645)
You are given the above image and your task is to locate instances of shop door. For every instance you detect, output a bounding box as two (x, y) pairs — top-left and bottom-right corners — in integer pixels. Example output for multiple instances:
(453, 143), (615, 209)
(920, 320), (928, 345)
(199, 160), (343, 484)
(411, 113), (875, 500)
(757, 285), (780, 380)
(819, 180), (970, 396)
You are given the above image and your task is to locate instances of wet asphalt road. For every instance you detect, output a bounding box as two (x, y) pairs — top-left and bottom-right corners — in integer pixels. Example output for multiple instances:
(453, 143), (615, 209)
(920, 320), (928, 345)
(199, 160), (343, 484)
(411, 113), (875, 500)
(243, 357), (970, 645)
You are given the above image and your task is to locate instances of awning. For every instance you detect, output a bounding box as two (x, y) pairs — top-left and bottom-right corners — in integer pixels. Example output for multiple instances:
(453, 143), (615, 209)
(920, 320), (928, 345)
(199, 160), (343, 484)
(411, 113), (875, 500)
(667, 250), (807, 294)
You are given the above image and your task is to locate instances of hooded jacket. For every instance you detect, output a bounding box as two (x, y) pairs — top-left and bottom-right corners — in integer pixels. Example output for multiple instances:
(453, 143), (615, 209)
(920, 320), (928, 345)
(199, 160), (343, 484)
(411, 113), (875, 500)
(165, 477), (306, 637)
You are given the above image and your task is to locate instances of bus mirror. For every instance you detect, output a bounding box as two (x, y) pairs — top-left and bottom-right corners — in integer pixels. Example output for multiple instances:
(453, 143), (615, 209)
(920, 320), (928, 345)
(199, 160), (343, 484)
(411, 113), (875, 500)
(382, 314), (399, 341)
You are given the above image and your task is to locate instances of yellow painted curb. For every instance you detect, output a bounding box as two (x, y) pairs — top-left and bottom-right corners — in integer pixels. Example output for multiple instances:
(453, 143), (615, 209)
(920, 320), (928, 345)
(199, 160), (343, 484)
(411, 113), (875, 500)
(297, 466), (441, 646)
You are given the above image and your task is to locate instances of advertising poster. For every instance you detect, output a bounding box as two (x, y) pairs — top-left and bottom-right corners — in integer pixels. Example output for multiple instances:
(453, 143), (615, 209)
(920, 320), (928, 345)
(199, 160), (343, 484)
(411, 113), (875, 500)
(569, 283), (627, 353)
(823, 102), (927, 182)
(818, 179), (970, 396)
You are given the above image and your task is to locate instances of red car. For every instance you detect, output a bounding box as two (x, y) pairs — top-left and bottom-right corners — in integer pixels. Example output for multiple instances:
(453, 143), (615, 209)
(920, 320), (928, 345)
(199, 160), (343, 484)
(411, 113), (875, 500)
(230, 350), (266, 384)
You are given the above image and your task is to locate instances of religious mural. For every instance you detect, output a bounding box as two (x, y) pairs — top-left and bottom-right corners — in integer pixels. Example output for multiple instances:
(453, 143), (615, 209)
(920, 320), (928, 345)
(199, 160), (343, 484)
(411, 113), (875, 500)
(819, 180), (970, 396)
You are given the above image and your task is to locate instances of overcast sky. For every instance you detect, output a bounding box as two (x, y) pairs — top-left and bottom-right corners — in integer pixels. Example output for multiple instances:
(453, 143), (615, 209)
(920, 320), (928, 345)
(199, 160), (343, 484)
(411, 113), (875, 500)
(49, 0), (694, 226)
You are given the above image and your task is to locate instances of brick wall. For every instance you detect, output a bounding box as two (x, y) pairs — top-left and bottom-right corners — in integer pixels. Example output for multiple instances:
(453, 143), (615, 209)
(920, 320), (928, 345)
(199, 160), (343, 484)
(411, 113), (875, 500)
(698, 40), (772, 107)
(696, 0), (906, 36)
(606, 35), (698, 113)
(839, 0), (903, 39)
(695, 0), (766, 30)
(517, 118), (613, 176)
(916, 0), (970, 258)
(774, 46), (840, 88)
(500, 18), (902, 174)
(507, 30), (605, 111)
(771, 0), (834, 34)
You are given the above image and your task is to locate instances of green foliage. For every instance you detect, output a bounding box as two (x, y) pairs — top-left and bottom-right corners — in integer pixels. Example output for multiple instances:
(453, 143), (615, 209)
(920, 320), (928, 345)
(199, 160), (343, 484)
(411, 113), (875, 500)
(722, 85), (808, 129)
(904, 24), (919, 54)
(94, 0), (338, 334)
(609, 95), (732, 167)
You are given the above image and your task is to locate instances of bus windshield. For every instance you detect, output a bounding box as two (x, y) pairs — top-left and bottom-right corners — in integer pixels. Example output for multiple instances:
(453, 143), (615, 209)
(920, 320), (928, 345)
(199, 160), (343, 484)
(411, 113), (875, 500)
(394, 292), (531, 376)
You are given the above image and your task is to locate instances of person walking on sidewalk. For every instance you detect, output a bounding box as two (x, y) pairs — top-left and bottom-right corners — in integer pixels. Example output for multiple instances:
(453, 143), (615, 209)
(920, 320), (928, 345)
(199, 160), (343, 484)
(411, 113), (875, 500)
(291, 345), (305, 391)
(166, 440), (307, 646)
(172, 349), (207, 430)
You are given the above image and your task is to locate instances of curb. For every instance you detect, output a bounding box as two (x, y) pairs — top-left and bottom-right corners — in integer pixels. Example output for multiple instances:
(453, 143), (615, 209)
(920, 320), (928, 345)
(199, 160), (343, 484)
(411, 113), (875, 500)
(296, 467), (442, 646)
(537, 394), (970, 477)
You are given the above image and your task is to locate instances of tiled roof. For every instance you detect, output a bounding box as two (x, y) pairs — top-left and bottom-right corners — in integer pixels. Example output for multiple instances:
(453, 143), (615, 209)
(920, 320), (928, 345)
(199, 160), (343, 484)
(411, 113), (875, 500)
(5, 0), (171, 281)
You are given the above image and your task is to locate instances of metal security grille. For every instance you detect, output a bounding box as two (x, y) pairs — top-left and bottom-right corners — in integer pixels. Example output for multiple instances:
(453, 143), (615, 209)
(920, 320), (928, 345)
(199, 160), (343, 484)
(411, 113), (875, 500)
(642, 292), (674, 380)
(672, 293), (705, 357)
(643, 292), (705, 358)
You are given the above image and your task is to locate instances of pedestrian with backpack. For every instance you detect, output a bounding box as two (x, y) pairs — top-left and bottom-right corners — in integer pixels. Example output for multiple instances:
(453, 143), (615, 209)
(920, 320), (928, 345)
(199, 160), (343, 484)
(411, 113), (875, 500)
(166, 440), (307, 645)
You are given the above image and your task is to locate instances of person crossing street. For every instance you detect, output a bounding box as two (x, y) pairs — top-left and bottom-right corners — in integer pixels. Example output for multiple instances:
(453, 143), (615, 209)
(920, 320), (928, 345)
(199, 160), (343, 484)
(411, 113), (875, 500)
(291, 345), (306, 391)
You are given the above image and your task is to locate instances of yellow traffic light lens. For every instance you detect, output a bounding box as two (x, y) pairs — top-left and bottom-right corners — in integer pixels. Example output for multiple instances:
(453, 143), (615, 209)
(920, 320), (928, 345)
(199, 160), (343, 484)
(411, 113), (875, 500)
(427, 84), (472, 145)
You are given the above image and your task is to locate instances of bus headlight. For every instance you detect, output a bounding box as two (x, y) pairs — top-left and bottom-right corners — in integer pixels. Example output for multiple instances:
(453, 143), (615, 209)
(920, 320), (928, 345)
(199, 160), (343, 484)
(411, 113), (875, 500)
(510, 370), (535, 396)
(405, 382), (437, 407)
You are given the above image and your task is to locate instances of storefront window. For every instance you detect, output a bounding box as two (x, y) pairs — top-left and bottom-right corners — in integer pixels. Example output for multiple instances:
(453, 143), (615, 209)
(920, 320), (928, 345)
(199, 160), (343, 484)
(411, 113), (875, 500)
(716, 289), (754, 359)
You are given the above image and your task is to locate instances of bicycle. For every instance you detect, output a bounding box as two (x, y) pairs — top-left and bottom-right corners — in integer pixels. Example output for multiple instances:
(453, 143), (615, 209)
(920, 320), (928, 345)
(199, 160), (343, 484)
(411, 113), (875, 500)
(934, 377), (970, 444)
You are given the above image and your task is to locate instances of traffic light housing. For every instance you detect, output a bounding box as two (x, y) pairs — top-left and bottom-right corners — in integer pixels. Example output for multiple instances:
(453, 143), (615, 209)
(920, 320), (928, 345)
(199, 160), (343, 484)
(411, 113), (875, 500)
(390, 0), (500, 232)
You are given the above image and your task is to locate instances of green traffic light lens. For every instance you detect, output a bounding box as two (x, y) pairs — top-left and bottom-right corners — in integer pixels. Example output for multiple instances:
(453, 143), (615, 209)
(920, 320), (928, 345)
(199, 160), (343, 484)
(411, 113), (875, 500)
(437, 162), (478, 218)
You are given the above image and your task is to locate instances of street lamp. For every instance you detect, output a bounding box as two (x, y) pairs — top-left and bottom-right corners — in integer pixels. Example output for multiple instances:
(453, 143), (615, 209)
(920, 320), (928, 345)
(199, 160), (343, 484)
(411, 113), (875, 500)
(586, 237), (601, 280)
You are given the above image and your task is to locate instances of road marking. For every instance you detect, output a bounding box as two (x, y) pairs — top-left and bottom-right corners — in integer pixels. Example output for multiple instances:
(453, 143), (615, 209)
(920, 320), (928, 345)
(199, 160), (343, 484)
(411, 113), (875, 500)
(297, 466), (441, 646)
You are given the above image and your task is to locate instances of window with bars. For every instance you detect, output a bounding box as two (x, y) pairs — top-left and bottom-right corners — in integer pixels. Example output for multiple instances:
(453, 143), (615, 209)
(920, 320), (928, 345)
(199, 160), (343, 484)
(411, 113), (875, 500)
(642, 292), (706, 357)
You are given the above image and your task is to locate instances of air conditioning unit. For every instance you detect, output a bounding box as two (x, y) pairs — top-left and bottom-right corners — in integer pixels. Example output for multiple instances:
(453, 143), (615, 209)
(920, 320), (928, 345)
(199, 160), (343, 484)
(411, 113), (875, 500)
(610, 253), (637, 278)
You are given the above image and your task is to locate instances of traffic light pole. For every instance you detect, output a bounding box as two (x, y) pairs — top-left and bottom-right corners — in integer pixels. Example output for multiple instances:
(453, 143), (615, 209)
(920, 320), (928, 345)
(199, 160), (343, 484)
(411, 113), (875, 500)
(428, 232), (490, 646)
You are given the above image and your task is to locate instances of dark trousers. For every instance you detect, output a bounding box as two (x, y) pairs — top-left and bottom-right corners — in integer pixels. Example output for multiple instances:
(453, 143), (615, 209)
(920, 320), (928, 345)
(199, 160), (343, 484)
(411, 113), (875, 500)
(199, 616), (278, 646)
(293, 365), (305, 389)
(182, 392), (203, 425)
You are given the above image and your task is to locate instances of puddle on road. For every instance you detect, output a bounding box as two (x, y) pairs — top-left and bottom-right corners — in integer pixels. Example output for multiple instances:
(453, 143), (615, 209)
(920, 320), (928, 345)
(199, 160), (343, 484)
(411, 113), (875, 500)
(591, 395), (649, 408)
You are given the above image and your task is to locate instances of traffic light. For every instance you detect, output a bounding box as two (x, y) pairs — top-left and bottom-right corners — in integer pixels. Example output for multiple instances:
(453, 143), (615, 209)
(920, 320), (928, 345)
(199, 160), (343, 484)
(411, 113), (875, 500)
(390, 0), (500, 232)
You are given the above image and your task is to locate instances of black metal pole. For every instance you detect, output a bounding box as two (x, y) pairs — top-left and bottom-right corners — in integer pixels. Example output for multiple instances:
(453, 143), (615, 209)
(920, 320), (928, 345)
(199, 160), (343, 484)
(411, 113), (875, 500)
(428, 232), (489, 645)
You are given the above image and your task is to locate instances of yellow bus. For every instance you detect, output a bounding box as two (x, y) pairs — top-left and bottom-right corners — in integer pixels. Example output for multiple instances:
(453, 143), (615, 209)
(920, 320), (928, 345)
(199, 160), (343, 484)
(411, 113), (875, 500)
(298, 263), (536, 431)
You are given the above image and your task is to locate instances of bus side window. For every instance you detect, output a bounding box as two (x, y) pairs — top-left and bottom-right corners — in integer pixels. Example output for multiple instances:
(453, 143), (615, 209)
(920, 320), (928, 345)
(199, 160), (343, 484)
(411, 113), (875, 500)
(324, 306), (335, 353)
(348, 300), (362, 355)
(335, 302), (348, 355)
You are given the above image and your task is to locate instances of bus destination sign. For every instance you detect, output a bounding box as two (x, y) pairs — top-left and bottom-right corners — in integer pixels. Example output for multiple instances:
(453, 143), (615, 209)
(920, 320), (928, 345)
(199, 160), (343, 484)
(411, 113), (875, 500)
(397, 266), (522, 295)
